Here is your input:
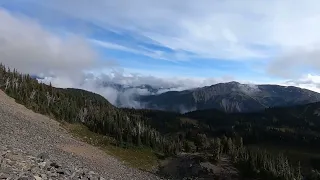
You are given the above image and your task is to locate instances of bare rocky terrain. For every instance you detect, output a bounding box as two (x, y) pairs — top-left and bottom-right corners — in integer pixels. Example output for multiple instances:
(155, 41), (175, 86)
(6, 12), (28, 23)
(0, 90), (160, 180)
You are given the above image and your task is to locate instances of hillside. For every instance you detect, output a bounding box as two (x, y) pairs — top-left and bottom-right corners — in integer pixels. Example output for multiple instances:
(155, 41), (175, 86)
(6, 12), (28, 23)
(137, 81), (320, 113)
(168, 99), (320, 148)
(122, 102), (320, 178)
(0, 90), (159, 179)
(0, 64), (181, 156)
(123, 101), (320, 149)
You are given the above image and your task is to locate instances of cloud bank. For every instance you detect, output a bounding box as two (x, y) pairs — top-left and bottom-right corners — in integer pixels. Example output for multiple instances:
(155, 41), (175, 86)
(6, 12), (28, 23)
(0, 8), (109, 87)
(74, 72), (232, 107)
(29, 0), (320, 62)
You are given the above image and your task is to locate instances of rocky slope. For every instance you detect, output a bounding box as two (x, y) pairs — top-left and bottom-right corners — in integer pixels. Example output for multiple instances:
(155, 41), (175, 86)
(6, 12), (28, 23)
(137, 81), (320, 113)
(0, 90), (160, 180)
(0, 146), (104, 179)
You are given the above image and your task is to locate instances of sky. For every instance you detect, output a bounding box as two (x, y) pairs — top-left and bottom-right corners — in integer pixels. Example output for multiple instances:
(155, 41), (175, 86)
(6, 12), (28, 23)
(1, 0), (320, 101)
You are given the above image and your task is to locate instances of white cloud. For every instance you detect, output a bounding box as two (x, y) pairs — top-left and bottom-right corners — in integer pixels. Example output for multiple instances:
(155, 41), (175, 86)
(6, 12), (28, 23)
(90, 69), (235, 89)
(90, 39), (176, 61)
(268, 47), (320, 78)
(283, 74), (320, 93)
(27, 0), (320, 61)
(0, 8), (109, 86)
(90, 39), (140, 54)
(39, 76), (77, 88)
(90, 38), (194, 62)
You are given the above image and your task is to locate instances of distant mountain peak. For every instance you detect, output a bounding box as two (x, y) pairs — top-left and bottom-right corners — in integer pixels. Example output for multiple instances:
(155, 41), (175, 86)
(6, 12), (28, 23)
(137, 82), (320, 113)
(207, 81), (240, 87)
(226, 81), (241, 85)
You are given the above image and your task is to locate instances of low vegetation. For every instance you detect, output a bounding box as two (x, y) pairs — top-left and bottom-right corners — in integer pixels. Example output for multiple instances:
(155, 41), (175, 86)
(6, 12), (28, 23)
(62, 123), (158, 171)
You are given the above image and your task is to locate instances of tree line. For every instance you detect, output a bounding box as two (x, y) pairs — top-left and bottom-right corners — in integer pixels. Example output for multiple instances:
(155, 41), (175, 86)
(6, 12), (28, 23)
(189, 134), (320, 180)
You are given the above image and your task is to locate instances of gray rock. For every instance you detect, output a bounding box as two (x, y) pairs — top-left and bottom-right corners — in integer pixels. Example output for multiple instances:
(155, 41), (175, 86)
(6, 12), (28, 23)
(38, 161), (47, 168)
(40, 174), (47, 179)
(18, 176), (36, 180)
(5, 152), (24, 161)
(0, 147), (107, 180)
(0, 173), (10, 179)
(49, 162), (61, 168)
(63, 169), (72, 176)
(37, 153), (49, 162)
(33, 175), (42, 180)
(31, 166), (41, 174)
(56, 168), (66, 175)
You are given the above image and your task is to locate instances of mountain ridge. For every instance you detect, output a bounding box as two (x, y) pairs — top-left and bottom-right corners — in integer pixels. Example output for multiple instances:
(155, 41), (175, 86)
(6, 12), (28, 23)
(136, 81), (320, 113)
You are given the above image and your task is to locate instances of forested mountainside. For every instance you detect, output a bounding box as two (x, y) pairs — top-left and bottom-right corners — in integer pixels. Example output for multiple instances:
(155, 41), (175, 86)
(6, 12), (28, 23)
(137, 81), (320, 113)
(123, 103), (320, 150)
(121, 108), (320, 179)
(2, 63), (320, 179)
(185, 103), (320, 148)
(0, 63), (181, 155)
(122, 103), (320, 179)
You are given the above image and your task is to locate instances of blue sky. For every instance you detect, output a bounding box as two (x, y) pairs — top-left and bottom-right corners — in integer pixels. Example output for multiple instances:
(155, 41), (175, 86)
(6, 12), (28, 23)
(1, 0), (320, 92)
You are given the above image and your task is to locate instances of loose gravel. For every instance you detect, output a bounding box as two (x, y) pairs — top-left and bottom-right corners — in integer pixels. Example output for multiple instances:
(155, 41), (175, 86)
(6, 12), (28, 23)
(0, 146), (105, 179)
